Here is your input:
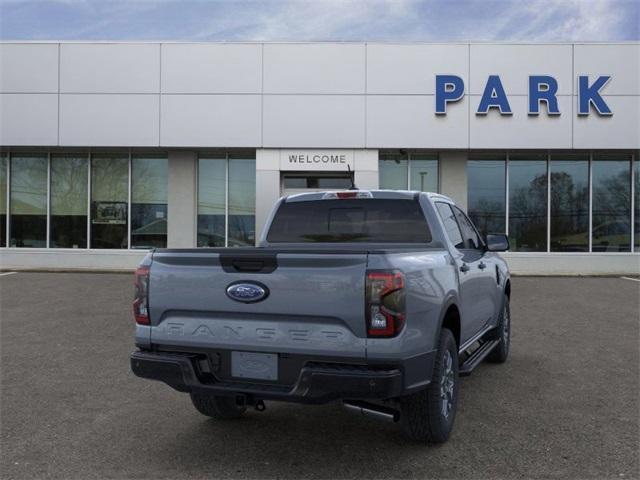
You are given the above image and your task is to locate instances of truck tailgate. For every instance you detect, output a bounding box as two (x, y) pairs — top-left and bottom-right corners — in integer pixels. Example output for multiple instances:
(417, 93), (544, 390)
(148, 250), (368, 358)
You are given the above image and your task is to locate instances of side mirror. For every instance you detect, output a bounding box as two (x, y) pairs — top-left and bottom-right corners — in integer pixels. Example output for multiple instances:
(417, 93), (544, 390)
(485, 234), (509, 252)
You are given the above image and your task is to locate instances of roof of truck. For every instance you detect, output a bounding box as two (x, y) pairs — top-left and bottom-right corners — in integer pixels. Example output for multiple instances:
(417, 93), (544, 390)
(283, 190), (455, 204)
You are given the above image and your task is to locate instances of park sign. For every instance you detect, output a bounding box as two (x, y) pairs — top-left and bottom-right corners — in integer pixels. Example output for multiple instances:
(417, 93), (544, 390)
(435, 75), (613, 116)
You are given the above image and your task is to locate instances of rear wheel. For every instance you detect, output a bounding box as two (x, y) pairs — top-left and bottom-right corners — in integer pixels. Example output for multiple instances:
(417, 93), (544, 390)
(487, 295), (510, 363)
(400, 328), (459, 443)
(190, 393), (246, 420)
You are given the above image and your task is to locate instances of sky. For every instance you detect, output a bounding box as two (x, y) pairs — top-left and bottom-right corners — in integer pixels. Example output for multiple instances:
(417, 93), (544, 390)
(0, 0), (638, 42)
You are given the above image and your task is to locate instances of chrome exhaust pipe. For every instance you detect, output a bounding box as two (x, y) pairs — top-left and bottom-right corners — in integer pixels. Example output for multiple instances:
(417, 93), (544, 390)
(343, 401), (400, 423)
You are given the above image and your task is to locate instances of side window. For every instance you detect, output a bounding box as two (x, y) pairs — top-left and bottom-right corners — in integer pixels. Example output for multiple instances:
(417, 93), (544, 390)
(436, 202), (464, 249)
(453, 206), (483, 250)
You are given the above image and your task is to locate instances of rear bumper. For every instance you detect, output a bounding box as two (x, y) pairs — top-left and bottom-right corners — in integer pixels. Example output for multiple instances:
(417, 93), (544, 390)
(130, 350), (404, 404)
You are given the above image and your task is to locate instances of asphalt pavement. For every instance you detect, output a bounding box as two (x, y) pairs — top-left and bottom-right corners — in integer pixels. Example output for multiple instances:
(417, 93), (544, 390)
(1, 273), (638, 479)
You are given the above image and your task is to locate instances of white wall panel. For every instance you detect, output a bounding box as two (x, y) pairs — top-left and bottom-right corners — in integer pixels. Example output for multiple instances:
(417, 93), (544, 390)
(367, 44), (468, 94)
(60, 43), (160, 93)
(469, 95), (572, 149)
(263, 95), (364, 147)
(574, 44), (640, 95)
(161, 44), (262, 93)
(263, 44), (365, 94)
(470, 44), (573, 95)
(573, 96), (640, 149)
(366, 95), (468, 148)
(0, 44), (58, 93)
(161, 95), (261, 147)
(59, 94), (159, 146)
(0, 94), (58, 145)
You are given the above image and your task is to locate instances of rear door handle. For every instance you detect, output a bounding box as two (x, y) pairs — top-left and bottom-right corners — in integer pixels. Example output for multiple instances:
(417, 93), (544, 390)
(478, 262), (487, 270)
(460, 263), (470, 273)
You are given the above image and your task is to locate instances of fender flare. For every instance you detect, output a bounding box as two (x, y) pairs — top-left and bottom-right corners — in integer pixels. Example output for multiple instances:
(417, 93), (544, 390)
(435, 291), (461, 347)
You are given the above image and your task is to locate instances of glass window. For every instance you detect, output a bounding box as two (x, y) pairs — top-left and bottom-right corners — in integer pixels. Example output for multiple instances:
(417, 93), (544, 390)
(91, 154), (128, 249)
(267, 199), (432, 243)
(197, 156), (226, 247)
(549, 154), (589, 252)
(0, 154), (6, 247)
(508, 154), (548, 252)
(10, 154), (47, 248)
(131, 156), (168, 249)
(467, 156), (506, 238)
(435, 202), (464, 249)
(379, 152), (408, 189)
(592, 154), (632, 252)
(282, 175), (352, 189)
(228, 156), (255, 247)
(50, 155), (88, 248)
(634, 154), (639, 252)
(453, 205), (483, 250)
(409, 154), (438, 192)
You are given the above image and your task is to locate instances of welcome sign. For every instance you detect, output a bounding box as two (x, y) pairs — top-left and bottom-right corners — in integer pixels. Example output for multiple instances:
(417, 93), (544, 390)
(279, 150), (355, 171)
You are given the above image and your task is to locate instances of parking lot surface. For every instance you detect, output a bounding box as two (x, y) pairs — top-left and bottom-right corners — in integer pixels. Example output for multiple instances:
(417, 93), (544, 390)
(1, 273), (638, 479)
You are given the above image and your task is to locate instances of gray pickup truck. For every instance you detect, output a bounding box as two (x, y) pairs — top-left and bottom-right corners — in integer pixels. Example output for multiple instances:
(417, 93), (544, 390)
(131, 190), (511, 443)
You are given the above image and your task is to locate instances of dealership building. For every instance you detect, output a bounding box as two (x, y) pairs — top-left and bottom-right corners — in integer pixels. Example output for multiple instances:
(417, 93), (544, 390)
(0, 41), (638, 274)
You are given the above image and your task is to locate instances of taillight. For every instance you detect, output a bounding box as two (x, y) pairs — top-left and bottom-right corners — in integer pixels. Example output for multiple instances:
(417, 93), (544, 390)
(133, 266), (150, 325)
(366, 270), (405, 337)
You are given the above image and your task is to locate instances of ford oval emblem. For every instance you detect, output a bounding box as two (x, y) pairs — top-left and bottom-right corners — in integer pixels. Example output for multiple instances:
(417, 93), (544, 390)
(226, 281), (269, 303)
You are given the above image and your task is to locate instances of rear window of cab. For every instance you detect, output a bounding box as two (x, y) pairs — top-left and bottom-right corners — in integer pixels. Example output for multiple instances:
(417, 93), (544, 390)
(267, 198), (432, 243)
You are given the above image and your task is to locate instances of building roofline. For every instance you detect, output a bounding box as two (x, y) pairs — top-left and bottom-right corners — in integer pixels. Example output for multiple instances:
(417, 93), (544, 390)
(0, 40), (639, 46)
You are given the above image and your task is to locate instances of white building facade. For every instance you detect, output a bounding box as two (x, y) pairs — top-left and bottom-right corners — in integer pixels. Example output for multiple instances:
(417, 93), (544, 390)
(0, 41), (638, 274)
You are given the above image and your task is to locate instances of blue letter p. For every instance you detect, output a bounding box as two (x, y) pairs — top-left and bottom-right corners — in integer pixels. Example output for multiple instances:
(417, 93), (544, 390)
(435, 75), (464, 115)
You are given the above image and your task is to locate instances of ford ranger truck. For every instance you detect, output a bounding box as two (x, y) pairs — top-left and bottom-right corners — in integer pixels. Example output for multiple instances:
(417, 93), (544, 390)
(130, 190), (511, 443)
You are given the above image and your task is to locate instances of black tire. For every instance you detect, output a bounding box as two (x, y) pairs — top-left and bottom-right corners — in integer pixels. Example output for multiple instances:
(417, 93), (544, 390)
(400, 328), (459, 443)
(487, 294), (510, 363)
(190, 393), (246, 420)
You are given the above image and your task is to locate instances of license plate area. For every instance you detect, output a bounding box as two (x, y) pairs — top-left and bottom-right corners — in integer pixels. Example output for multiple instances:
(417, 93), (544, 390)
(231, 351), (278, 381)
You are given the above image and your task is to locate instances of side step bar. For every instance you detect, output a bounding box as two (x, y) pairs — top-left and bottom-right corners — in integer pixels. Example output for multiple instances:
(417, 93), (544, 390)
(459, 339), (501, 377)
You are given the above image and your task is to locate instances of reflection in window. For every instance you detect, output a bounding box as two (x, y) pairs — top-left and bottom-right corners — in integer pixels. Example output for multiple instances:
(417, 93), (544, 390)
(453, 206), (483, 250)
(228, 156), (256, 246)
(282, 175), (353, 189)
(380, 151), (439, 192)
(508, 155), (547, 251)
(379, 152), (408, 189)
(91, 155), (128, 249)
(50, 155), (88, 248)
(550, 155), (589, 252)
(409, 154), (438, 192)
(197, 156), (226, 247)
(10, 155), (47, 247)
(635, 157), (639, 252)
(0, 154), (6, 247)
(435, 202), (463, 249)
(467, 156), (506, 238)
(131, 156), (168, 248)
(592, 154), (631, 252)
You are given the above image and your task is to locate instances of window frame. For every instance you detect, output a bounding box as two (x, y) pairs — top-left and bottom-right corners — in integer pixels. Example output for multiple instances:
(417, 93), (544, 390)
(452, 204), (485, 251)
(379, 150), (439, 192)
(468, 150), (636, 253)
(130, 154), (169, 249)
(196, 151), (256, 248)
(435, 202), (465, 250)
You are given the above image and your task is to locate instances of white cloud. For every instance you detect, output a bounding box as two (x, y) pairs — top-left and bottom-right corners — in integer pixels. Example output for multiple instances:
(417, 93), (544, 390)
(0, 0), (637, 41)
(191, 0), (420, 41)
(499, 0), (631, 41)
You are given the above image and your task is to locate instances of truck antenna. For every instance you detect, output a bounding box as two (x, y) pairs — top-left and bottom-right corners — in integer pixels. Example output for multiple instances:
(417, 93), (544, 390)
(347, 165), (358, 190)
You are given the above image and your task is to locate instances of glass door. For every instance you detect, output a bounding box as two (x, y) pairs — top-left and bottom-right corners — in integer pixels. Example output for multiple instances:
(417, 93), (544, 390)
(281, 173), (354, 196)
